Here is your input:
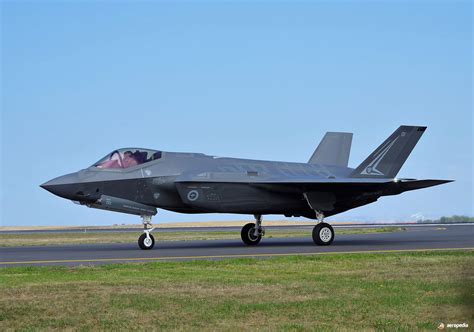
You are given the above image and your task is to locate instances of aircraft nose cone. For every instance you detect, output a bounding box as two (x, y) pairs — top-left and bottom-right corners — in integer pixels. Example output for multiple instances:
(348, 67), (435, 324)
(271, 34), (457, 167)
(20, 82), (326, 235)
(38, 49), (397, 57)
(40, 173), (81, 200)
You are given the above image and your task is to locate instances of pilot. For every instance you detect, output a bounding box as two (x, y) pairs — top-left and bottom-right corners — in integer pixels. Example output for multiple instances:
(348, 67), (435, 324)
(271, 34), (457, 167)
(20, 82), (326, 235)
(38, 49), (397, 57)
(122, 151), (138, 168)
(133, 151), (147, 164)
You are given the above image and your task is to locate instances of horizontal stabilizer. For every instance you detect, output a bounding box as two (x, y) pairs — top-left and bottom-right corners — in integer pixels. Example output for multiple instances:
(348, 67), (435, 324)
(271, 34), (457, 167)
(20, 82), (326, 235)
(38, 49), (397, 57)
(395, 179), (453, 192)
(308, 132), (353, 167)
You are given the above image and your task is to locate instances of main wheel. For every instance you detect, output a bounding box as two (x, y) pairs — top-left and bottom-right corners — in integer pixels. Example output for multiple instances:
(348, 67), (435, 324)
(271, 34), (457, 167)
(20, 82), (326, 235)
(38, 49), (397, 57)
(138, 233), (155, 250)
(241, 222), (262, 245)
(312, 222), (334, 245)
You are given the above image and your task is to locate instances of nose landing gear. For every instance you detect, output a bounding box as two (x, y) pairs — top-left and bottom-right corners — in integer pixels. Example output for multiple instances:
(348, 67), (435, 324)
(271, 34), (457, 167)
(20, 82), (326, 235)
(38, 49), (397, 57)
(138, 215), (155, 250)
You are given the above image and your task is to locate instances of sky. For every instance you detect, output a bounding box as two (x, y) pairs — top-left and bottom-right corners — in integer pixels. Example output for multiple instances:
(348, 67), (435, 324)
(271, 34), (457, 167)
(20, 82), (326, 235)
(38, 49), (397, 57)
(1, 1), (472, 226)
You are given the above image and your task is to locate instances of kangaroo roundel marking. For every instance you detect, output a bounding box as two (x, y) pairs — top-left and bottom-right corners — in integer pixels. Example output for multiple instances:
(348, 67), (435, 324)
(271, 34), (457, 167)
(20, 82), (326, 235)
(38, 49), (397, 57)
(187, 190), (199, 201)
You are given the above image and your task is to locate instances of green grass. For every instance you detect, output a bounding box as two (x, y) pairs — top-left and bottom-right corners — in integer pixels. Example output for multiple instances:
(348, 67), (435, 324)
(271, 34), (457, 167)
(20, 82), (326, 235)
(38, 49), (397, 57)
(0, 227), (403, 247)
(1, 251), (472, 330)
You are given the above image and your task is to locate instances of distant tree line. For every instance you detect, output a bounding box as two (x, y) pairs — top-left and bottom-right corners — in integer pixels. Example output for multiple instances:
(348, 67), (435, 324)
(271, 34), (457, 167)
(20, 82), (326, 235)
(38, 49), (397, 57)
(417, 215), (474, 223)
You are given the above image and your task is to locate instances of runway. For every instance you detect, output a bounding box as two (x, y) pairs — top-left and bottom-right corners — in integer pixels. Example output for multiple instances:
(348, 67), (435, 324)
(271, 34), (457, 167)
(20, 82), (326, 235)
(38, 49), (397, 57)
(1, 225), (473, 267)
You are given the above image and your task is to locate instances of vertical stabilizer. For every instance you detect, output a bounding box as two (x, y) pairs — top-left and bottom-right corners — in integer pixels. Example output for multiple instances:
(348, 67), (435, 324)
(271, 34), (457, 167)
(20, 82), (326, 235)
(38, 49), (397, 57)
(351, 126), (426, 178)
(308, 132), (353, 167)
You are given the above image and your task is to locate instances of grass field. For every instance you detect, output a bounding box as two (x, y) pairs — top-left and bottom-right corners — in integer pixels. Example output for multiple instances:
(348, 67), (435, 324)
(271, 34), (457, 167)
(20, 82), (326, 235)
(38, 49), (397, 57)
(0, 227), (403, 247)
(1, 251), (472, 330)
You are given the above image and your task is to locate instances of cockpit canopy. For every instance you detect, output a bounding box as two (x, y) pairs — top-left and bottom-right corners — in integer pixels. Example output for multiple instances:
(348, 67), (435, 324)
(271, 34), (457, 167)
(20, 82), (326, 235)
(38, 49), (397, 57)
(93, 148), (162, 169)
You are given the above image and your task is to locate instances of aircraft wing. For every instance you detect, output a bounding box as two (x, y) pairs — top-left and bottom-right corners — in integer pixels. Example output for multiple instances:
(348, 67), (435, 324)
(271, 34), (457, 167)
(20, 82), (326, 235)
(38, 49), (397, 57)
(256, 179), (452, 215)
(253, 178), (450, 189)
(175, 174), (451, 216)
(175, 173), (452, 194)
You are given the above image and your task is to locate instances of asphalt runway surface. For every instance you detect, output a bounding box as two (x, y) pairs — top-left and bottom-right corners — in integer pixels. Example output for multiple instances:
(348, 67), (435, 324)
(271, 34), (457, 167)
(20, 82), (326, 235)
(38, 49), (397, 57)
(1, 224), (473, 267)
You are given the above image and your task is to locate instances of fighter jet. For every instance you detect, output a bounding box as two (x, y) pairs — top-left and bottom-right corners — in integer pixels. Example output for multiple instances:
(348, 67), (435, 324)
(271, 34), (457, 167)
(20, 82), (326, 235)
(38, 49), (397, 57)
(41, 126), (451, 250)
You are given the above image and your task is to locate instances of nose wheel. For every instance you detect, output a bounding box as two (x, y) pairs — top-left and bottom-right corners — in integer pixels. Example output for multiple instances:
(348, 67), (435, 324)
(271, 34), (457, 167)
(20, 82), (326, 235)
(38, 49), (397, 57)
(138, 232), (155, 250)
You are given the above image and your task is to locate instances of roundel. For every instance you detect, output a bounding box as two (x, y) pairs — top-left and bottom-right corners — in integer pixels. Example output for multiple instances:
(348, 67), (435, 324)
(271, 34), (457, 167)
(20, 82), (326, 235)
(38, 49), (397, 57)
(187, 190), (199, 201)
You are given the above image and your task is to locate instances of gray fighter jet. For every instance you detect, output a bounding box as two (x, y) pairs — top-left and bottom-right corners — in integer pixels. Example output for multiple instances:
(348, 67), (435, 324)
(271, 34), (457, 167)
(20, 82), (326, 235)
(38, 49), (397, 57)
(41, 126), (451, 250)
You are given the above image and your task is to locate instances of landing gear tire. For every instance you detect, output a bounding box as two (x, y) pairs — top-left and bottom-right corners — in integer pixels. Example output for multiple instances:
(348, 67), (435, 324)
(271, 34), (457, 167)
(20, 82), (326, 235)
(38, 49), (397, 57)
(138, 233), (155, 250)
(241, 222), (262, 245)
(312, 222), (334, 246)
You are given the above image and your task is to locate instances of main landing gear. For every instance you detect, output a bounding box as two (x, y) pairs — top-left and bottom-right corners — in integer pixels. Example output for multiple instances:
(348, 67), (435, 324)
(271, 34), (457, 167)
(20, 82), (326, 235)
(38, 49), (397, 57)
(241, 214), (265, 245)
(240, 213), (335, 246)
(312, 211), (334, 246)
(138, 215), (155, 250)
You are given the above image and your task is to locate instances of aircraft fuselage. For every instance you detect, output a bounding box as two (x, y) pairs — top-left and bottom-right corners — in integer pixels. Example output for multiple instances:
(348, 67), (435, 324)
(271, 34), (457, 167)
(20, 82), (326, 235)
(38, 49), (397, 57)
(42, 152), (356, 219)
